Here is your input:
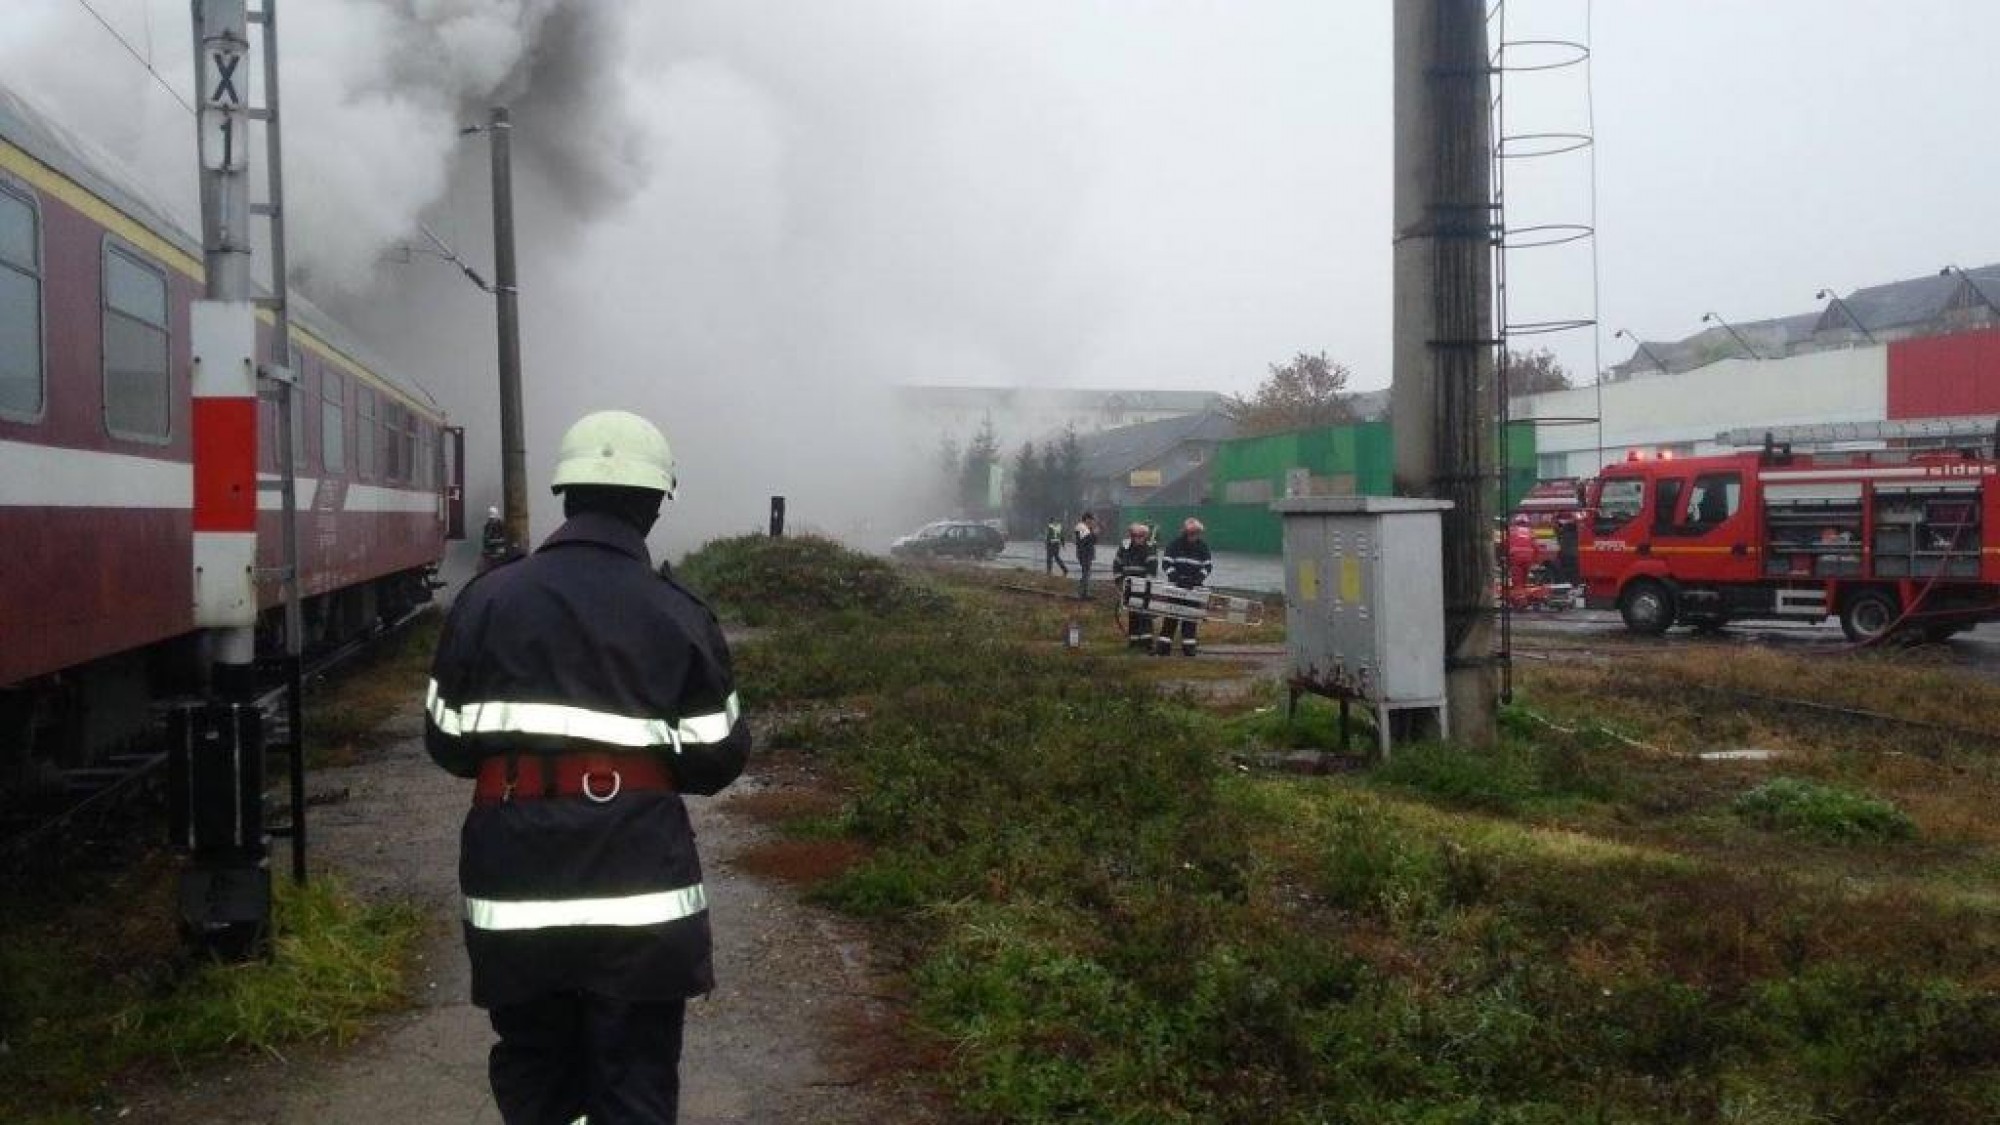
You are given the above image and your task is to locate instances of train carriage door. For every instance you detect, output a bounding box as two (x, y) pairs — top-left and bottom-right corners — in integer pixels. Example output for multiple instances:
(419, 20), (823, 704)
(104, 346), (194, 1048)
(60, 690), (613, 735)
(444, 426), (465, 540)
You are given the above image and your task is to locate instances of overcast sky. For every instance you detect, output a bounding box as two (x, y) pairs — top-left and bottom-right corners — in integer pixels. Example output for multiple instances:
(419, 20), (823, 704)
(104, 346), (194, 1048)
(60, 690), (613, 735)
(6, 0), (1997, 540)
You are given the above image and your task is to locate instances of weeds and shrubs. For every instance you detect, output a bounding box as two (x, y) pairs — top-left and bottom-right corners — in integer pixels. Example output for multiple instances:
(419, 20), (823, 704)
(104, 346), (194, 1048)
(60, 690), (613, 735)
(1733, 777), (1917, 843)
(0, 870), (423, 1120)
(734, 563), (2000, 1123)
(675, 534), (947, 625)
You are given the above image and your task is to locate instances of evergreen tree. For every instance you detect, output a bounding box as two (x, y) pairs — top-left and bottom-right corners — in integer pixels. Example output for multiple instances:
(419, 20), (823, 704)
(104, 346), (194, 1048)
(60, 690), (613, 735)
(1009, 440), (1042, 534)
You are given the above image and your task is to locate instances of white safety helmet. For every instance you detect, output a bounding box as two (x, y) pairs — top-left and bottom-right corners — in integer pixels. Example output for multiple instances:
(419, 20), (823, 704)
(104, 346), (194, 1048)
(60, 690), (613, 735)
(487, 506), (499, 519)
(550, 410), (677, 498)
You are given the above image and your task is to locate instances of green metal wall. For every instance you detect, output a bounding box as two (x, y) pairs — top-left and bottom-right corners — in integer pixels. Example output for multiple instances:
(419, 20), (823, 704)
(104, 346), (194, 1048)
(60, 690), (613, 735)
(1208, 421), (1396, 496)
(1124, 421), (1536, 556)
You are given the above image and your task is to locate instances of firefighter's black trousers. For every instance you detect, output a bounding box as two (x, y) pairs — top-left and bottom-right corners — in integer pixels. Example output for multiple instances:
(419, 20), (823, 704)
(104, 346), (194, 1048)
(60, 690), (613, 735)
(489, 991), (687, 1124)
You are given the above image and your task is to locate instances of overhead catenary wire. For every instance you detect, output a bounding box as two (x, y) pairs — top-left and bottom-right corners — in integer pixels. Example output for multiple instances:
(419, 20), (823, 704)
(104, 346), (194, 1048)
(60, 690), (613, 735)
(415, 221), (497, 294)
(70, 0), (196, 117)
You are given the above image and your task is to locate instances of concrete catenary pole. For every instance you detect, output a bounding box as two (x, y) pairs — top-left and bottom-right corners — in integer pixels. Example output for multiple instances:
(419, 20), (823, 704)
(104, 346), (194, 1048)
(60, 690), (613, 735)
(1391, 0), (1499, 746)
(489, 106), (529, 552)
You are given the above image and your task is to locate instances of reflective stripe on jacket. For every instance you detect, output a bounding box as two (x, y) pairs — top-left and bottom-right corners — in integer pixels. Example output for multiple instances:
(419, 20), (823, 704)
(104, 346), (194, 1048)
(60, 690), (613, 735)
(425, 510), (751, 1008)
(1161, 533), (1213, 588)
(1113, 540), (1158, 579)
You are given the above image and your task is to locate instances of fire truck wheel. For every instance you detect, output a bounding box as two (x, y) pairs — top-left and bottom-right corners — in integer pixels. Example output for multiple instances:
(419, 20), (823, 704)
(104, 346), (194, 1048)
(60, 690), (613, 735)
(1839, 590), (1901, 644)
(1618, 579), (1676, 636)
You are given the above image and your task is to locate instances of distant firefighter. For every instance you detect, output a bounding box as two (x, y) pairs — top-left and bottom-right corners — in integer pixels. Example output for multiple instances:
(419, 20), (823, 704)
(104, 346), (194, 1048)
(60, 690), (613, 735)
(479, 505), (509, 571)
(1157, 518), (1214, 656)
(1506, 514), (1539, 591)
(1044, 516), (1069, 576)
(425, 410), (750, 1124)
(1073, 511), (1100, 599)
(1113, 522), (1160, 647)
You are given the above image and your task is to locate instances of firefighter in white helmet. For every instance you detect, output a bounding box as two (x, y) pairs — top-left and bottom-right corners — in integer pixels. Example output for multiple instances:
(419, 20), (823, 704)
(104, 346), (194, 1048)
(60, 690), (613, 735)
(1112, 522), (1161, 647)
(425, 410), (748, 1124)
(479, 505), (510, 570)
(1157, 517), (1213, 656)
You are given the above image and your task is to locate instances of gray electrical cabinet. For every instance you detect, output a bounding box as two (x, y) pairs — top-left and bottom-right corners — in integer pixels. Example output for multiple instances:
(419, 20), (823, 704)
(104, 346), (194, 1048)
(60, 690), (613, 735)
(1272, 496), (1452, 753)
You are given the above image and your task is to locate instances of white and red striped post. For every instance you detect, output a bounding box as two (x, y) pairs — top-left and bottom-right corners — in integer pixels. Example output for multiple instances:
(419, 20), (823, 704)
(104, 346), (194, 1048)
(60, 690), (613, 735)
(176, 0), (270, 957)
(190, 301), (259, 648)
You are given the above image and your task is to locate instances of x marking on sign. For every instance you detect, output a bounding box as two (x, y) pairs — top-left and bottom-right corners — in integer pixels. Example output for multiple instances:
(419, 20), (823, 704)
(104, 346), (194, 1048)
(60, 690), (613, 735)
(210, 52), (242, 107)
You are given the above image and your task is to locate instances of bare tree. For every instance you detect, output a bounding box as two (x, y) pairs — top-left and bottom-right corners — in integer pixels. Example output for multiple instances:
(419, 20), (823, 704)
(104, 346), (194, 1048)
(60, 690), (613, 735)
(1224, 351), (1357, 436)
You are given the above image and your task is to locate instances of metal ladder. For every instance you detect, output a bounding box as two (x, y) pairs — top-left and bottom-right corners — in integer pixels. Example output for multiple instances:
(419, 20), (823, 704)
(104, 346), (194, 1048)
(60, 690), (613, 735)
(240, 0), (309, 886)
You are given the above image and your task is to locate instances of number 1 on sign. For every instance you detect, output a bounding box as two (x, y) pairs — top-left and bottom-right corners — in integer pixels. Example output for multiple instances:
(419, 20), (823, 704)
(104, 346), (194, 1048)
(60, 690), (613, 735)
(200, 109), (247, 172)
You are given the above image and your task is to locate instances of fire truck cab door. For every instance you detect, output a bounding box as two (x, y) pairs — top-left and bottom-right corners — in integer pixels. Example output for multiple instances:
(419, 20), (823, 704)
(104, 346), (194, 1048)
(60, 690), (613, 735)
(1653, 470), (1755, 580)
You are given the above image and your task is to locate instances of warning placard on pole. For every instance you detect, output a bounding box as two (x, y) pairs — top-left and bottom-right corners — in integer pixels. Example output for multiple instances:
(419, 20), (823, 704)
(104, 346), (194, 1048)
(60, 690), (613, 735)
(199, 31), (248, 172)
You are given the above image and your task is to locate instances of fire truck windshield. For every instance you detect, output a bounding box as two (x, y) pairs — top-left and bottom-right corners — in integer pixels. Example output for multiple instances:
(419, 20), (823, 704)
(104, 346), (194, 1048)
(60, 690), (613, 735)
(1596, 478), (1644, 533)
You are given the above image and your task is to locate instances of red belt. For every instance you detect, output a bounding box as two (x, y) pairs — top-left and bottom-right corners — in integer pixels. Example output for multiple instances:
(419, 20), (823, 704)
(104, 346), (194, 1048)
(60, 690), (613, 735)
(474, 752), (676, 806)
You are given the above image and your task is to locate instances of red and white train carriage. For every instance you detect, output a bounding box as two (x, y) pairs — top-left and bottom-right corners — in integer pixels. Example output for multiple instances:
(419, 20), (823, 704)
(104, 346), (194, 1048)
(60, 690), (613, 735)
(0, 88), (463, 786)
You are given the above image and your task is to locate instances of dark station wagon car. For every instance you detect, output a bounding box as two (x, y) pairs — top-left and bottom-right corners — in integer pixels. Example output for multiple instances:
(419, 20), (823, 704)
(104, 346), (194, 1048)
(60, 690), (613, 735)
(890, 520), (1006, 561)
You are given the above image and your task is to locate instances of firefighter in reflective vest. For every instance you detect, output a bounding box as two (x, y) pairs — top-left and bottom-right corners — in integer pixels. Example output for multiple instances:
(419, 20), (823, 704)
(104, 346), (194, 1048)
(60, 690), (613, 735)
(1043, 517), (1069, 576)
(1113, 522), (1160, 648)
(1158, 517), (1213, 656)
(425, 410), (750, 1125)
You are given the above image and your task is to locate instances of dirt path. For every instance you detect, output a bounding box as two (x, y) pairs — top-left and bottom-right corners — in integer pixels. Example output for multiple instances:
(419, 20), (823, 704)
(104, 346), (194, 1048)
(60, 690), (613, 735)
(115, 705), (936, 1124)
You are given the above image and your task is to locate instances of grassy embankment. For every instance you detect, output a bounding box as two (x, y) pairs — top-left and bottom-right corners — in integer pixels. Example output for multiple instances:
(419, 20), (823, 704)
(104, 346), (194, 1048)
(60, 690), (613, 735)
(688, 533), (2000, 1125)
(0, 615), (438, 1123)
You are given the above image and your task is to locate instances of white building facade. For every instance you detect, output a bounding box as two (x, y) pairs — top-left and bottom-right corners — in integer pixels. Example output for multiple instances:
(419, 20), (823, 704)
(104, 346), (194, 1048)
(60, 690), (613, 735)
(1517, 346), (1888, 479)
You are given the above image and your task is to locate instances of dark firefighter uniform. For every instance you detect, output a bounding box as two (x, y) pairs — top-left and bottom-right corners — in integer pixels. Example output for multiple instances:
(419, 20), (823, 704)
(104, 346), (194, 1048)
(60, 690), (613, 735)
(1159, 527), (1214, 655)
(1073, 515), (1100, 599)
(1112, 530), (1160, 647)
(426, 508), (749, 1123)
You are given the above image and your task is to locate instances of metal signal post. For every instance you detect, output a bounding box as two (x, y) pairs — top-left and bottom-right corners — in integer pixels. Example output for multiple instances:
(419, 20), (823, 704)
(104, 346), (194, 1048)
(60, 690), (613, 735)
(178, 0), (309, 955)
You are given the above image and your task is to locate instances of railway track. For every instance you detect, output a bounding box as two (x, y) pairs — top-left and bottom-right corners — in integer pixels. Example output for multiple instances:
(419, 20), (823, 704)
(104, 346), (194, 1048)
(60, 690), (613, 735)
(0, 607), (433, 870)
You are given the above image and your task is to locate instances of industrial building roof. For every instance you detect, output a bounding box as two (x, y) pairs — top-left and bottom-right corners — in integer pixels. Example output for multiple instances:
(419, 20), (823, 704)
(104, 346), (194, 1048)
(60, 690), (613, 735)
(1613, 263), (2000, 380)
(1074, 408), (1237, 482)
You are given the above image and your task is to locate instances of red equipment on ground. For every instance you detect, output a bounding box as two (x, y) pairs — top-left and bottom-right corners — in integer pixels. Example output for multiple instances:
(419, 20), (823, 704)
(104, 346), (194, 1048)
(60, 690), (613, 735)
(1578, 440), (2000, 642)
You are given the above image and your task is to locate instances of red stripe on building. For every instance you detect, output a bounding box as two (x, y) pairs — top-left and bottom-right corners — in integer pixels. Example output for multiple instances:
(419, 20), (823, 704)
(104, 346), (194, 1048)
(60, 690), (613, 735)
(192, 397), (258, 533)
(1887, 328), (2000, 419)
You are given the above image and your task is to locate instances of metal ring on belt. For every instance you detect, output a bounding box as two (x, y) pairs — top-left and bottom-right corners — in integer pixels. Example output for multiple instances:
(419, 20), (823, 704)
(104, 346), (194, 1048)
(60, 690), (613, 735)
(581, 769), (621, 803)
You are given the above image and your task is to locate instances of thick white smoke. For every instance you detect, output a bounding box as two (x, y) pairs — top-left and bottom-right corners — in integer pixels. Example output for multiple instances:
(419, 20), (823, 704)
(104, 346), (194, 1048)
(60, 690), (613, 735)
(4, 0), (1374, 563)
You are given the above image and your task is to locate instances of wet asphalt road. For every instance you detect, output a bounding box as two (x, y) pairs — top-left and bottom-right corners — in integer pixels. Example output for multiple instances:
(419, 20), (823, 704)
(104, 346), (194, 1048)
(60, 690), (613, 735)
(982, 541), (2000, 664)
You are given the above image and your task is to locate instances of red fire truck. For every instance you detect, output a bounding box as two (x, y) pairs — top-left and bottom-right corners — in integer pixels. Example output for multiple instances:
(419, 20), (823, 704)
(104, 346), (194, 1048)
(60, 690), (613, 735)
(1579, 441), (2000, 642)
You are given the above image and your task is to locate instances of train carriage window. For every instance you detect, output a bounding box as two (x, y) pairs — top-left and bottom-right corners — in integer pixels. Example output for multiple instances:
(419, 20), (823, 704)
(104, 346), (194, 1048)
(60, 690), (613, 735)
(0, 184), (43, 420)
(321, 368), (345, 474)
(286, 346), (311, 469)
(401, 406), (416, 485)
(102, 243), (171, 442)
(384, 400), (404, 482)
(357, 386), (375, 481)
